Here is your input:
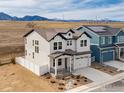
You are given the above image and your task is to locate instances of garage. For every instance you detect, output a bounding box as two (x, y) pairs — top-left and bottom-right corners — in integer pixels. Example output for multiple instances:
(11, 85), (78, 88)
(102, 51), (115, 62)
(74, 56), (90, 70)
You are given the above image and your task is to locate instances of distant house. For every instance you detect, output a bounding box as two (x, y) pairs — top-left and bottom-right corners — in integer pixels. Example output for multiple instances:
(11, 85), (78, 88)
(22, 28), (92, 76)
(78, 25), (124, 63)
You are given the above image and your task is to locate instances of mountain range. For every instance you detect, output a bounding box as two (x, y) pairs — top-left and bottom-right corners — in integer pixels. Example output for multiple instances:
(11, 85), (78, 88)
(0, 12), (49, 21)
(0, 12), (122, 22)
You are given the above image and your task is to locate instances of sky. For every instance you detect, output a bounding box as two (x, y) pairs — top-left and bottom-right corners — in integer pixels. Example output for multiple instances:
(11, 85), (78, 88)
(0, 0), (124, 20)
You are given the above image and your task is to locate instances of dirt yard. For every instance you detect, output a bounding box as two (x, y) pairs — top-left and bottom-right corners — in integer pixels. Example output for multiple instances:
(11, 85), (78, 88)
(0, 63), (57, 92)
(0, 63), (93, 92)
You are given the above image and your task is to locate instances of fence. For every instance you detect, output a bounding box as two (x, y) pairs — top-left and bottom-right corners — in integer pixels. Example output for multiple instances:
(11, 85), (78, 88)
(16, 57), (48, 76)
(0, 58), (13, 65)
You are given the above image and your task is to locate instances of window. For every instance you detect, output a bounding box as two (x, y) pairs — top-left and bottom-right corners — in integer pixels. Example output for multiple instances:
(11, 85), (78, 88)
(58, 59), (62, 66)
(53, 59), (55, 67)
(54, 42), (57, 50)
(84, 40), (87, 46)
(108, 37), (112, 44)
(67, 40), (72, 46)
(32, 52), (34, 59)
(70, 40), (72, 45)
(67, 41), (69, 46)
(80, 40), (84, 47)
(58, 42), (62, 49)
(53, 42), (62, 50)
(118, 36), (124, 42)
(35, 40), (39, 45)
(35, 46), (39, 53)
(68, 33), (71, 36)
(101, 37), (105, 44)
(32, 40), (34, 46)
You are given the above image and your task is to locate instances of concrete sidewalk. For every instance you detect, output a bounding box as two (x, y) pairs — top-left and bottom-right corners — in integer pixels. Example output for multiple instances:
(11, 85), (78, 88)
(104, 61), (124, 71)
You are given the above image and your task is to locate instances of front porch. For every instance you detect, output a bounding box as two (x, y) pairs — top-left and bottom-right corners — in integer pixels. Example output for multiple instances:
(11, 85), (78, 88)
(50, 67), (71, 78)
(116, 43), (124, 61)
(49, 54), (73, 77)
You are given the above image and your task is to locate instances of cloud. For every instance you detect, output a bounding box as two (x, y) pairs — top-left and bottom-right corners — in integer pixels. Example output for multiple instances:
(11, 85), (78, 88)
(0, 0), (124, 20)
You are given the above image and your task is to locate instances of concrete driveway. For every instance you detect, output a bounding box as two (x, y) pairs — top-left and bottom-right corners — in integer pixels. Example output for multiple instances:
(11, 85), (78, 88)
(104, 61), (124, 71)
(73, 67), (112, 82)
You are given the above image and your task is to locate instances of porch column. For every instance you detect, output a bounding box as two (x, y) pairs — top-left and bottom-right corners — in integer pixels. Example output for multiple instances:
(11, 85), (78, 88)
(69, 57), (72, 73)
(73, 55), (75, 71)
(55, 59), (57, 76)
(119, 48), (121, 60)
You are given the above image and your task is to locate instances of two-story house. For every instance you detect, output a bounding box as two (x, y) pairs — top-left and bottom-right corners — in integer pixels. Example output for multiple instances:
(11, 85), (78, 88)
(23, 28), (92, 76)
(78, 25), (124, 63)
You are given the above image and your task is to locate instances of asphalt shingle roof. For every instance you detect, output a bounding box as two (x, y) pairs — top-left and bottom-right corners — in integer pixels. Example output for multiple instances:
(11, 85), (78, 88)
(83, 25), (121, 36)
(24, 28), (89, 41)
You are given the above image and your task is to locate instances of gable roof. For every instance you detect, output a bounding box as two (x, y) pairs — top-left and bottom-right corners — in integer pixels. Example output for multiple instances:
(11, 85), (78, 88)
(79, 25), (122, 36)
(24, 28), (91, 42)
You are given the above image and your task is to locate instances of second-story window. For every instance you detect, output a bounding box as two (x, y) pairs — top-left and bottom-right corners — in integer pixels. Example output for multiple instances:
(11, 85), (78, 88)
(80, 40), (84, 47)
(70, 40), (72, 45)
(118, 36), (124, 42)
(35, 40), (39, 45)
(58, 42), (62, 49)
(67, 40), (72, 46)
(34, 40), (39, 53)
(84, 40), (87, 46)
(53, 42), (62, 50)
(108, 37), (112, 44)
(101, 37), (105, 45)
(32, 40), (34, 46)
(54, 42), (57, 50)
(35, 46), (39, 53)
(67, 41), (69, 46)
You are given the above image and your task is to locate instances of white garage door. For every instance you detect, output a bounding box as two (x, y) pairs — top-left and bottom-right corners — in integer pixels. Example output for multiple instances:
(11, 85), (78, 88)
(75, 57), (90, 70)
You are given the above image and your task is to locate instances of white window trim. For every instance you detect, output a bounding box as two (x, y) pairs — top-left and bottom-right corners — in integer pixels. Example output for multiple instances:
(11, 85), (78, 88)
(118, 36), (124, 43)
(101, 37), (105, 45)
(53, 42), (62, 50)
(80, 40), (87, 47)
(67, 40), (72, 46)
(108, 37), (112, 44)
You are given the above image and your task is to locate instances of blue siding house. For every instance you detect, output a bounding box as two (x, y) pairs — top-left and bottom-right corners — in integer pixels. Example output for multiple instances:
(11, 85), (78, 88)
(77, 25), (124, 63)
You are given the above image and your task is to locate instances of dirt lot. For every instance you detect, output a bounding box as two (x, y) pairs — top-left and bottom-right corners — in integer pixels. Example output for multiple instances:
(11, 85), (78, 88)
(0, 21), (124, 58)
(0, 63), (56, 92)
(0, 63), (93, 92)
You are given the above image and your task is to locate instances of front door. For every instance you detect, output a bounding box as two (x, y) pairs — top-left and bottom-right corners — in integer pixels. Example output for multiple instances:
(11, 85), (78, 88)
(65, 58), (67, 70)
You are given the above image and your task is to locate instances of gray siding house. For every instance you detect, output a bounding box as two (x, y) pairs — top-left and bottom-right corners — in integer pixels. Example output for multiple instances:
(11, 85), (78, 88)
(78, 25), (124, 63)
